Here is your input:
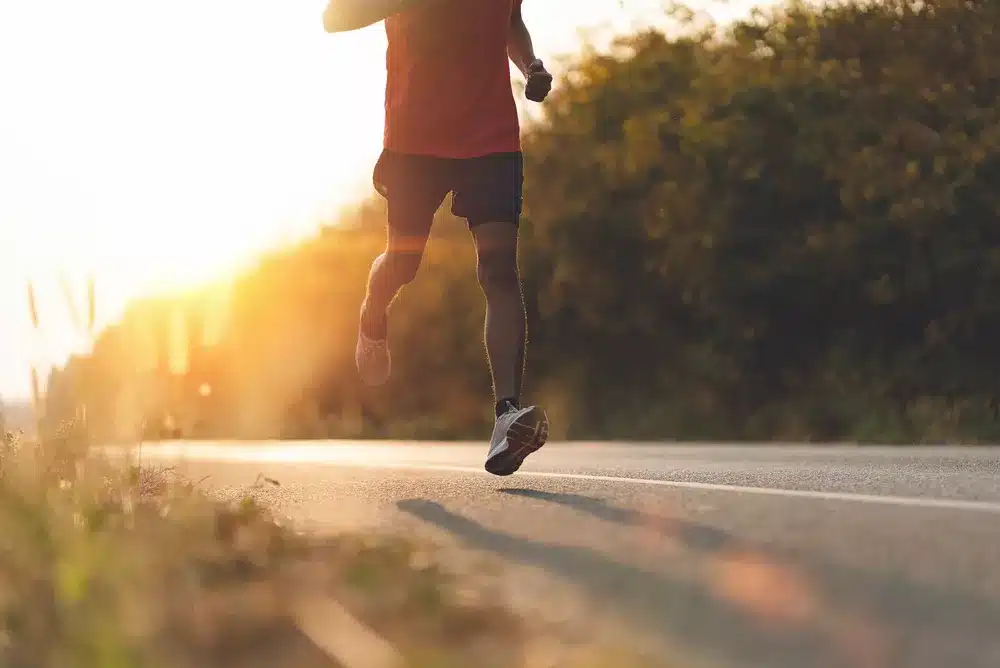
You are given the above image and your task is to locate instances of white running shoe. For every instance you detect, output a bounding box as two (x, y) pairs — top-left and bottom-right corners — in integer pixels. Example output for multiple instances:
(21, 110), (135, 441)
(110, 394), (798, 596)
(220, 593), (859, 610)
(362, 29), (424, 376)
(355, 329), (391, 387)
(485, 404), (549, 476)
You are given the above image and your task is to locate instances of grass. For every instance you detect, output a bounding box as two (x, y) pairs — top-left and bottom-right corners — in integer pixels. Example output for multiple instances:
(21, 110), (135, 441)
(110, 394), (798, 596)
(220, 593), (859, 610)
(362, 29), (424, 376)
(1, 422), (293, 668)
(0, 421), (664, 668)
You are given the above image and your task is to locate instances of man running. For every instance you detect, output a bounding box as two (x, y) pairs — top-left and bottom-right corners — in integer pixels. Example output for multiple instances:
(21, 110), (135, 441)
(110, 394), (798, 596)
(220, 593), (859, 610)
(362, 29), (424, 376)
(324, 0), (553, 475)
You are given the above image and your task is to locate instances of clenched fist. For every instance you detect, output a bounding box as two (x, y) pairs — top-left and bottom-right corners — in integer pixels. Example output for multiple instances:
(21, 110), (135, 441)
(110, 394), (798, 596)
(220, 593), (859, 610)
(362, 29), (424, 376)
(525, 59), (552, 102)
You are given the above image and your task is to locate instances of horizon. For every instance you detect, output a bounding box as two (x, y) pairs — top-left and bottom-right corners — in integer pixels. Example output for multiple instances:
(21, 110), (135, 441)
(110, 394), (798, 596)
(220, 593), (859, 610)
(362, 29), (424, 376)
(0, 0), (752, 401)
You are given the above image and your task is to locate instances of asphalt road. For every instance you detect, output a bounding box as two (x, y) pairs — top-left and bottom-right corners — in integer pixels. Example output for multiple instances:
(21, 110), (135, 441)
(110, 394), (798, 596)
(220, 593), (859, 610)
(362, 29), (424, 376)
(137, 441), (1000, 668)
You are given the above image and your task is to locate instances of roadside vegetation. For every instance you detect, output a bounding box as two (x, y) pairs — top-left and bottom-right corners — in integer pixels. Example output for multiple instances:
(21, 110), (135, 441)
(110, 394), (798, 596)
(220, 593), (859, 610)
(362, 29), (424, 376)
(1, 423), (662, 667)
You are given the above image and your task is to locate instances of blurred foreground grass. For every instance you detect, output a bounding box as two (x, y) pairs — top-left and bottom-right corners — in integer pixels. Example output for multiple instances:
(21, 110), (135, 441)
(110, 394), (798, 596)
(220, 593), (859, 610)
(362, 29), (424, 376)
(0, 422), (657, 668)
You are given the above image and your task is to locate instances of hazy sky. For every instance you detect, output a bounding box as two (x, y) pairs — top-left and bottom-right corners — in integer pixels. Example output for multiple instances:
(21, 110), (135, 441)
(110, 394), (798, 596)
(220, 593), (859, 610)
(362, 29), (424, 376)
(0, 0), (752, 399)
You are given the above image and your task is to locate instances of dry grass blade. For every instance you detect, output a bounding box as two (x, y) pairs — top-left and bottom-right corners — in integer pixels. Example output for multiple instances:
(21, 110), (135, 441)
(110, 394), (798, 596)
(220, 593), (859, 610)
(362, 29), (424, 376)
(26, 280), (40, 331)
(29, 367), (41, 415)
(86, 274), (97, 337)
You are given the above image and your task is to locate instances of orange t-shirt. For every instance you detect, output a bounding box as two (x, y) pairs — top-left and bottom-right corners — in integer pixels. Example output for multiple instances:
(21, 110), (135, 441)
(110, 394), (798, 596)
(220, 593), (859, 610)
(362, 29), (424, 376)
(383, 0), (522, 159)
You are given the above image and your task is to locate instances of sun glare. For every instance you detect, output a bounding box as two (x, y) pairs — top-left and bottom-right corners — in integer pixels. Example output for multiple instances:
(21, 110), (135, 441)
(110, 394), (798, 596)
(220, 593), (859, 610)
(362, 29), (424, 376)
(2, 0), (387, 288)
(0, 0), (390, 395)
(0, 0), (674, 398)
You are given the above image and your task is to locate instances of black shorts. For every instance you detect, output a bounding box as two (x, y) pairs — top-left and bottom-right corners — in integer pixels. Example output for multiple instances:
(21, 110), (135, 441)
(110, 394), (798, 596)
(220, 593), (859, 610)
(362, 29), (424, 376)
(373, 150), (523, 236)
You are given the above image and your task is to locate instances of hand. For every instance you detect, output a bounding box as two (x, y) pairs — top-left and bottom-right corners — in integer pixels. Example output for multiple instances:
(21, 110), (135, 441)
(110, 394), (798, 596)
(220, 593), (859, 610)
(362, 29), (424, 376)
(524, 59), (552, 102)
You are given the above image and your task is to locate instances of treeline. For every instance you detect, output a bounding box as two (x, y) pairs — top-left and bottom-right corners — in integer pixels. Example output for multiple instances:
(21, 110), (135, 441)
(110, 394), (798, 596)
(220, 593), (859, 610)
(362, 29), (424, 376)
(44, 0), (1000, 443)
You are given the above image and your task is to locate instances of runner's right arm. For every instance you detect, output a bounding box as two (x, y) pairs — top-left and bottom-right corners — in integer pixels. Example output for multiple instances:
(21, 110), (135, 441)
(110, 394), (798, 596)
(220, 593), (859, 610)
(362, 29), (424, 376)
(323, 0), (425, 33)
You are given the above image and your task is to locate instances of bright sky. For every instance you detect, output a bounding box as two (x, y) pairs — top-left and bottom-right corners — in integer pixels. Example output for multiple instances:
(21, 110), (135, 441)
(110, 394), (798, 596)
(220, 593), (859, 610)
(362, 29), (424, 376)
(0, 0), (753, 400)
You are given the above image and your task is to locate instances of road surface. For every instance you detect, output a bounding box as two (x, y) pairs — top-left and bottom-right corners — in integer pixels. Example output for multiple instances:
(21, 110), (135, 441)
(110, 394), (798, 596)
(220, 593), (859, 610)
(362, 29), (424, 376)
(136, 441), (1000, 668)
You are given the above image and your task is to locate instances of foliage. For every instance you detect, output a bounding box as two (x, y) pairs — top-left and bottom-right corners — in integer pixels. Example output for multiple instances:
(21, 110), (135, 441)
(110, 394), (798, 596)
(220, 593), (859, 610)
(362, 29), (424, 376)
(43, 0), (1000, 443)
(0, 425), (294, 667)
(520, 0), (1000, 441)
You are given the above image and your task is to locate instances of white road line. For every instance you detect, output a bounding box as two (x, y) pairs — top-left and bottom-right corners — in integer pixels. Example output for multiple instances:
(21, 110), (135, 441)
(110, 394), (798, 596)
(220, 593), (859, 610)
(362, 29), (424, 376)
(292, 594), (404, 668)
(504, 468), (1000, 514)
(127, 445), (1000, 515)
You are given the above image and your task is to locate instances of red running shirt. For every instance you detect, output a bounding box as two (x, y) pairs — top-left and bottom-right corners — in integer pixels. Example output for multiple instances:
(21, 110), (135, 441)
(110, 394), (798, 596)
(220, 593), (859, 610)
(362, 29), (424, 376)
(383, 0), (522, 159)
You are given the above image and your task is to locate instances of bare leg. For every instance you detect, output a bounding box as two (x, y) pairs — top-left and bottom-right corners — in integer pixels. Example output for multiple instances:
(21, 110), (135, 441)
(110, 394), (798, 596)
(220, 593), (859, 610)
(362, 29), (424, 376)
(355, 203), (437, 387)
(471, 221), (526, 407)
(360, 232), (428, 339)
(477, 220), (548, 476)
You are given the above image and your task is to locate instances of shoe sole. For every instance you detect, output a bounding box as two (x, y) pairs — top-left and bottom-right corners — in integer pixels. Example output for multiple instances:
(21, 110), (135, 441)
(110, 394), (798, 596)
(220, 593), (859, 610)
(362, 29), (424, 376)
(485, 406), (550, 477)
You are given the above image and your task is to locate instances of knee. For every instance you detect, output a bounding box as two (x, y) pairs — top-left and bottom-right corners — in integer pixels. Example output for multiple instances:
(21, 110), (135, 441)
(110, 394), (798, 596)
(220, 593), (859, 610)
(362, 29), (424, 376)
(476, 253), (520, 295)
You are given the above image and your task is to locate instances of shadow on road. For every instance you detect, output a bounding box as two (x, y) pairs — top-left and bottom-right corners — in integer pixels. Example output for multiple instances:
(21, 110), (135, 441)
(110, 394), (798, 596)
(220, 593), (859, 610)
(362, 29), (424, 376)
(398, 498), (867, 668)
(500, 488), (734, 552)
(399, 494), (1000, 668)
